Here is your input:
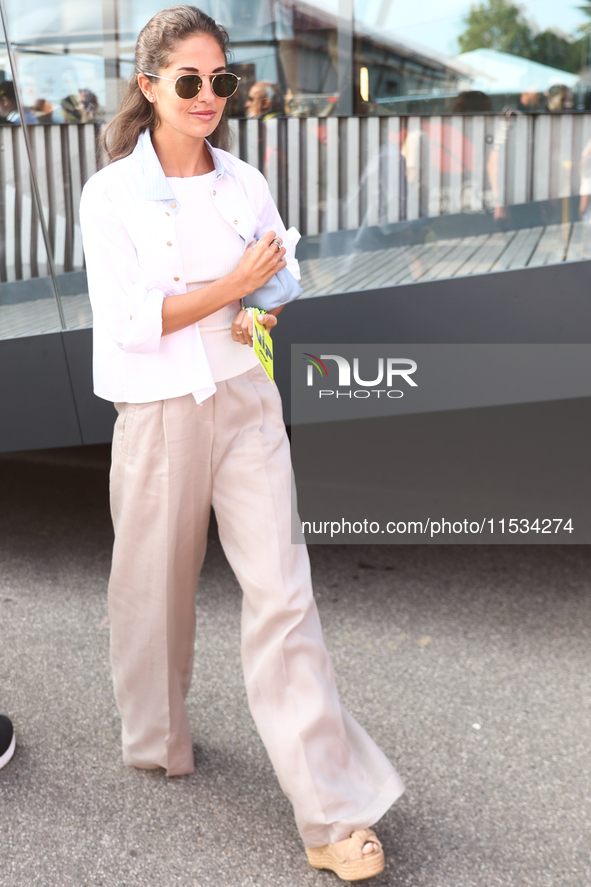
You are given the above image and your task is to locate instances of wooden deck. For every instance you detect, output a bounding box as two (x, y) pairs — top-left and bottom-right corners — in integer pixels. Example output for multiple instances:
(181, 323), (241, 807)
(0, 221), (589, 340)
(299, 220), (591, 297)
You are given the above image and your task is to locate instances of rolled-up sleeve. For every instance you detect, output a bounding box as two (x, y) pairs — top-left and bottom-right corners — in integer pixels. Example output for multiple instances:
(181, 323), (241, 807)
(79, 180), (165, 354)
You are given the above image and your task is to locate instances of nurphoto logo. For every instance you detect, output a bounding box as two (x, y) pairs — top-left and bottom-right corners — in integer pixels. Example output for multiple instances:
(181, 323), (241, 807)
(302, 352), (418, 399)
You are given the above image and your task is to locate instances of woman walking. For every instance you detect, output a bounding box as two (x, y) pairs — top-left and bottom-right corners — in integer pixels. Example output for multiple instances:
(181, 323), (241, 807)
(79, 6), (404, 880)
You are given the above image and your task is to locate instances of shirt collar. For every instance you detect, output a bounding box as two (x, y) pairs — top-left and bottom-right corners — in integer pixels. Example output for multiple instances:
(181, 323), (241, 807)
(133, 128), (233, 213)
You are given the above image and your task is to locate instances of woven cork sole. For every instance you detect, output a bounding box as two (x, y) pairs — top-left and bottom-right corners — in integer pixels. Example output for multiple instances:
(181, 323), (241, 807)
(306, 844), (385, 881)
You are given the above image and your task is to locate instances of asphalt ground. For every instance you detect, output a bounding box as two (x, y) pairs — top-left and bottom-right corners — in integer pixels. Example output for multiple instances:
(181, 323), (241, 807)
(0, 445), (590, 886)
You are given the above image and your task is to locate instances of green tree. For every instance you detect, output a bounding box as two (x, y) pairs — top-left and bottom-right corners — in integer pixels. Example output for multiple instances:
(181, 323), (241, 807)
(577, 3), (591, 36)
(458, 0), (534, 57)
(458, 0), (584, 74)
(532, 29), (586, 74)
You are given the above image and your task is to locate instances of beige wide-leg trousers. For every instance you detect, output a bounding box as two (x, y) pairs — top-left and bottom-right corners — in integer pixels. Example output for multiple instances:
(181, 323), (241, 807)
(108, 363), (404, 847)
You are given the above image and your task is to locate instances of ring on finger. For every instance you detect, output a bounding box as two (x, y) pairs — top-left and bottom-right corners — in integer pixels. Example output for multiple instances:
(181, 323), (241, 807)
(273, 238), (282, 249)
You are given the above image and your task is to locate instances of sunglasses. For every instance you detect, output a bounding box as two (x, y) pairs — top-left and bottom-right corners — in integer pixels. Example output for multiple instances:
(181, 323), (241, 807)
(142, 71), (240, 100)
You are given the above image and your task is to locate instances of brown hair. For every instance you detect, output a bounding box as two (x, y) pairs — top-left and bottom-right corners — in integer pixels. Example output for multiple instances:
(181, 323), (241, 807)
(102, 5), (232, 163)
(452, 91), (492, 114)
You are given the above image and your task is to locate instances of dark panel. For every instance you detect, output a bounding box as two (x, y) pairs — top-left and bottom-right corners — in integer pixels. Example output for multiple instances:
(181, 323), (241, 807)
(0, 333), (82, 452)
(274, 260), (591, 422)
(292, 396), (591, 544)
(61, 328), (117, 445)
(2, 259), (589, 452)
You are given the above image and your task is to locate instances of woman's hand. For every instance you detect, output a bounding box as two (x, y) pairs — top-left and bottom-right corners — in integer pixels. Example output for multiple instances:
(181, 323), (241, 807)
(232, 308), (278, 347)
(161, 234), (286, 338)
(233, 230), (287, 296)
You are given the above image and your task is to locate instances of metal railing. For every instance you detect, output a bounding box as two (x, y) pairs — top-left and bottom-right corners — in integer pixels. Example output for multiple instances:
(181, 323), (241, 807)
(229, 114), (590, 235)
(0, 114), (588, 287)
(0, 122), (101, 284)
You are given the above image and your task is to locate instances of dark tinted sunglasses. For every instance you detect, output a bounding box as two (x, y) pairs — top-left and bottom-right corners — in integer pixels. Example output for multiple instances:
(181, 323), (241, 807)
(143, 71), (240, 100)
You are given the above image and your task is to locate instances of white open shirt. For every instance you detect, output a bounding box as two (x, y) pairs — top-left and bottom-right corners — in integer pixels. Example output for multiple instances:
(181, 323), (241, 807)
(79, 128), (300, 404)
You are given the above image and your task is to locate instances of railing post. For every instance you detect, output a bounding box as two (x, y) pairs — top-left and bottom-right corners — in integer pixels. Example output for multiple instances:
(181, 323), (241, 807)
(470, 115), (485, 211)
(558, 114), (574, 199)
(287, 117), (300, 231)
(386, 117), (400, 224)
(448, 115), (463, 215)
(512, 114), (529, 206)
(264, 117), (279, 206)
(406, 116), (421, 221)
(366, 117), (380, 228)
(533, 115), (551, 202)
(325, 117), (339, 233)
(427, 116), (442, 217)
(345, 116), (359, 229)
(245, 118), (258, 169)
(306, 118), (319, 236)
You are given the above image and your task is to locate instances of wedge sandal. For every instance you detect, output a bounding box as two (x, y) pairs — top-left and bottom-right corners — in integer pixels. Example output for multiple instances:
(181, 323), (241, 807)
(306, 828), (385, 881)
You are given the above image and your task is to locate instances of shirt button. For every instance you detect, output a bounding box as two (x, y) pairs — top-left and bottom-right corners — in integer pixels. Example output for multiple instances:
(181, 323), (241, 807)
(174, 276), (179, 281)
(171, 202), (176, 208)
(165, 211), (170, 216)
(166, 241), (172, 246)
(233, 219), (238, 224)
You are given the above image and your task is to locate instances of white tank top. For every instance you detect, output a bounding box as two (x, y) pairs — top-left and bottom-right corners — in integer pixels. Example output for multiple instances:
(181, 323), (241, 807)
(167, 171), (259, 382)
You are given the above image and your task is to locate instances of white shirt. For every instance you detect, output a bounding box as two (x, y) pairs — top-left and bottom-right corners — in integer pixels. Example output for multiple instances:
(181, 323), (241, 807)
(166, 171), (259, 383)
(79, 129), (300, 404)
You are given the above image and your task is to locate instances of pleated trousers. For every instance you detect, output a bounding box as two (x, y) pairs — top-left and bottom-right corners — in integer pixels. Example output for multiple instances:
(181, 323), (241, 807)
(108, 362), (405, 847)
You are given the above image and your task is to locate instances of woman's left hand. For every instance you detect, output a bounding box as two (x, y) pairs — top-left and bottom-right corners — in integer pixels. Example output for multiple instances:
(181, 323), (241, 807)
(232, 309), (278, 347)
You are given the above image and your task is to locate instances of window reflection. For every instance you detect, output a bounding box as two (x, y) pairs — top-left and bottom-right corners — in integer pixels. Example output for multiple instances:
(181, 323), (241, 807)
(1, 0), (586, 124)
(0, 0), (589, 340)
(3, 0), (106, 124)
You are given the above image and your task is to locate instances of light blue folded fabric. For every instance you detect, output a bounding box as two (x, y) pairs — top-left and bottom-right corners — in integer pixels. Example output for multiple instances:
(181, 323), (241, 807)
(243, 265), (303, 311)
(242, 227), (303, 310)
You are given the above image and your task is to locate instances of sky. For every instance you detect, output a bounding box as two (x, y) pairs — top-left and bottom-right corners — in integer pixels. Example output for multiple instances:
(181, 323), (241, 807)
(354, 0), (588, 59)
